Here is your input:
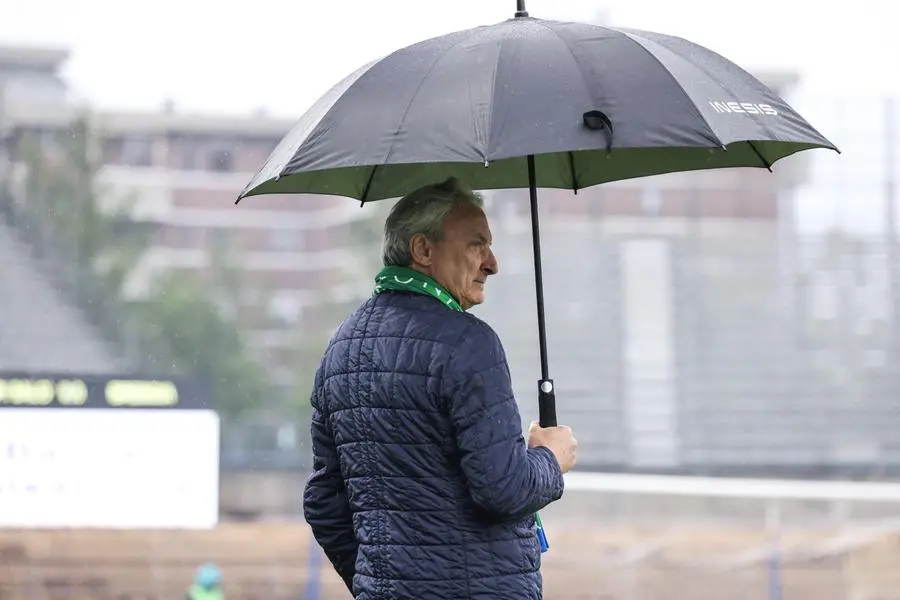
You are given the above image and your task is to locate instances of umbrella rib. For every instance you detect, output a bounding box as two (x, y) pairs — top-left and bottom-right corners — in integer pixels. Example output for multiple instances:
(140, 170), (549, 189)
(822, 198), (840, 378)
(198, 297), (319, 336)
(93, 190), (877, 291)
(747, 141), (774, 172)
(614, 30), (726, 147)
(360, 164), (380, 204)
(533, 21), (605, 136)
(645, 37), (782, 145)
(531, 21), (605, 192)
(567, 151), (579, 193)
(382, 33), (484, 166)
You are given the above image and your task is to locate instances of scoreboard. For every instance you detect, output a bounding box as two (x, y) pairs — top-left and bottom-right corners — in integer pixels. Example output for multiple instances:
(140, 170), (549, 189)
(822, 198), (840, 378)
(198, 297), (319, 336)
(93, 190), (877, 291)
(0, 372), (219, 529)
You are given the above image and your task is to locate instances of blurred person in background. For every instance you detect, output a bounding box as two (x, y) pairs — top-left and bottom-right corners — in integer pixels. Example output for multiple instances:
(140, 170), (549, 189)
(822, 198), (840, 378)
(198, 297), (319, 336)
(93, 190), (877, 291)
(186, 562), (223, 600)
(303, 177), (578, 599)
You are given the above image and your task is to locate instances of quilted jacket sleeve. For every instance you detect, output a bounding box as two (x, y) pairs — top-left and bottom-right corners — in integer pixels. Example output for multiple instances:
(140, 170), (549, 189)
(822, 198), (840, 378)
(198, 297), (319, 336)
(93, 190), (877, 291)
(445, 320), (565, 520)
(302, 383), (358, 593)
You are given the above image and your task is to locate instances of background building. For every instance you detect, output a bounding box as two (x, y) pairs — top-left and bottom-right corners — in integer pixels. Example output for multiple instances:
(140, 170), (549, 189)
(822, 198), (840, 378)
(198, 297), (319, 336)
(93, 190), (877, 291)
(0, 44), (376, 387)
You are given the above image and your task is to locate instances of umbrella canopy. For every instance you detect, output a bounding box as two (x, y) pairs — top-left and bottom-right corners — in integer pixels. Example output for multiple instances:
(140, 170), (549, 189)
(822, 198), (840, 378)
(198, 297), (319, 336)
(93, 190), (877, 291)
(236, 6), (838, 427)
(237, 14), (836, 203)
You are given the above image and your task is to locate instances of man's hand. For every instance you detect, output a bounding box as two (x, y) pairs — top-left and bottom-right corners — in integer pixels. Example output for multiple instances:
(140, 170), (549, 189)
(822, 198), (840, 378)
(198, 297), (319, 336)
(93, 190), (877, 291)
(527, 421), (578, 473)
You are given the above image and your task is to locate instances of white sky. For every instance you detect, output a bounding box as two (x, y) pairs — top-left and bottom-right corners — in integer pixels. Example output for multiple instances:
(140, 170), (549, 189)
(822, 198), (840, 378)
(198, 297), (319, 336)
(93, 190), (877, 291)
(2, 0), (897, 116)
(2, 0), (898, 233)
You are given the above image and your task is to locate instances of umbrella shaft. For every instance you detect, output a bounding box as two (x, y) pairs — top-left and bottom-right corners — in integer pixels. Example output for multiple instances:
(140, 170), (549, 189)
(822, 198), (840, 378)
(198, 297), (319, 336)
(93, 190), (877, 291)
(527, 155), (558, 428)
(527, 155), (550, 381)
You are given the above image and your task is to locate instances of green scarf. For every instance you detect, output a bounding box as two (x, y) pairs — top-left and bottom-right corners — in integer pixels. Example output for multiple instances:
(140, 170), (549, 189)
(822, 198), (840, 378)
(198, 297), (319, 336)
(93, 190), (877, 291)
(374, 266), (464, 312)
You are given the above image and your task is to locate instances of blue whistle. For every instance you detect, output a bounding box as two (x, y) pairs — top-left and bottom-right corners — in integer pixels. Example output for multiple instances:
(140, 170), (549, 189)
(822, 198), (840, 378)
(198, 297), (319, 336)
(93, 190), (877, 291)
(535, 512), (549, 553)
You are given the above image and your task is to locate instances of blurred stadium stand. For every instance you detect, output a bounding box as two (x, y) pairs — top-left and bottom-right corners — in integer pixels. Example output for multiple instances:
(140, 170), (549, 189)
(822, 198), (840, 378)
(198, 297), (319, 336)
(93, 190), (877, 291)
(0, 215), (126, 374)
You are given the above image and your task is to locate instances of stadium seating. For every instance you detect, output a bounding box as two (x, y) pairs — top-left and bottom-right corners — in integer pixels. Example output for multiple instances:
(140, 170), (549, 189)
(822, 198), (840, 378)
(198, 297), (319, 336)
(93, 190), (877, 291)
(0, 219), (125, 374)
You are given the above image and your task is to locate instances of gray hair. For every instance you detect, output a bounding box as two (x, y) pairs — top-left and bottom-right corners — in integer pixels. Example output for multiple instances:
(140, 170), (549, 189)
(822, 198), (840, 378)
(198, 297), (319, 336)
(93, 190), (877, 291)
(382, 177), (484, 267)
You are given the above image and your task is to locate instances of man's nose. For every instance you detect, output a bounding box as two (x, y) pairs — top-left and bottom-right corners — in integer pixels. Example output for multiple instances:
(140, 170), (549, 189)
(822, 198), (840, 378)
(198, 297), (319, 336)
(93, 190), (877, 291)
(483, 249), (499, 275)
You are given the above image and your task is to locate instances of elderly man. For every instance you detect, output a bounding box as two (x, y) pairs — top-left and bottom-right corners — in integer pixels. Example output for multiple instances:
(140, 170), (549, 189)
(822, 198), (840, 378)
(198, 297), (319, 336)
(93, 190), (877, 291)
(303, 177), (578, 600)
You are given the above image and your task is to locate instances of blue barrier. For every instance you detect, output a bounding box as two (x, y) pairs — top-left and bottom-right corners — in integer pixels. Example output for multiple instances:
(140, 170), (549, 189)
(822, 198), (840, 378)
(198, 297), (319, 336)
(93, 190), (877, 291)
(767, 544), (782, 600)
(304, 535), (322, 600)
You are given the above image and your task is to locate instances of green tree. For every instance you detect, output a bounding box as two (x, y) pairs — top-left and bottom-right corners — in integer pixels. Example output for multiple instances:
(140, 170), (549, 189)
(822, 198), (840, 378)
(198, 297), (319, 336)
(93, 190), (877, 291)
(131, 268), (271, 418)
(20, 115), (149, 296)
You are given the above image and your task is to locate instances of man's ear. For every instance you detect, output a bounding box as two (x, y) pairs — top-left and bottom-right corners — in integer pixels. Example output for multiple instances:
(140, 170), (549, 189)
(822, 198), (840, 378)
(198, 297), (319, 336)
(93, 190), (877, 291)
(409, 233), (433, 266)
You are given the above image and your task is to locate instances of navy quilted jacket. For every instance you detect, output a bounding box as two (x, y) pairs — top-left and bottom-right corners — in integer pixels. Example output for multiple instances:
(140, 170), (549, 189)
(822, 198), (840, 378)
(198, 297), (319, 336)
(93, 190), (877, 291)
(303, 290), (565, 599)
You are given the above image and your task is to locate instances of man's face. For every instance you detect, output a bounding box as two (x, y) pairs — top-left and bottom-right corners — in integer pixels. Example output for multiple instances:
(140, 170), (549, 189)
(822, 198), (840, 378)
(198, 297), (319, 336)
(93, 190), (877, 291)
(412, 202), (499, 310)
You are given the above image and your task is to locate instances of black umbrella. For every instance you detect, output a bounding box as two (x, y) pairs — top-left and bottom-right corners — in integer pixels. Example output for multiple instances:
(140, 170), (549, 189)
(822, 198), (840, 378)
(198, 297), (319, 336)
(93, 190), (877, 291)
(236, 1), (838, 427)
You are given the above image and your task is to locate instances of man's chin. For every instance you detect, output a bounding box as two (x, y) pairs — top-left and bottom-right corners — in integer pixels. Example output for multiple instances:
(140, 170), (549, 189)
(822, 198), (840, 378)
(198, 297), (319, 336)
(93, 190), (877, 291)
(464, 292), (486, 309)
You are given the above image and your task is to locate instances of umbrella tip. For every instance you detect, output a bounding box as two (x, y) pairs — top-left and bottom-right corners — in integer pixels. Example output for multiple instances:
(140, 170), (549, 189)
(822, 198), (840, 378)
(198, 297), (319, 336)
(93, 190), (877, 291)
(514, 0), (528, 17)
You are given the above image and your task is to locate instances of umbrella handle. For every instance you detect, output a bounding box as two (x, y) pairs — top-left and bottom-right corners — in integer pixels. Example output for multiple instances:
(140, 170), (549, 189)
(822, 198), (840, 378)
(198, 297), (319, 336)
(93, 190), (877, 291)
(538, 379), (557, 427)
(536, 382), (555, 555)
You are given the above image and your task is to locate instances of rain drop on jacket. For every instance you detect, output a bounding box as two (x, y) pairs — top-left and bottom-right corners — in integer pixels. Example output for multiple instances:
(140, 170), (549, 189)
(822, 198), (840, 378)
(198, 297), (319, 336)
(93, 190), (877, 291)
(302, 291), (565, 599)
